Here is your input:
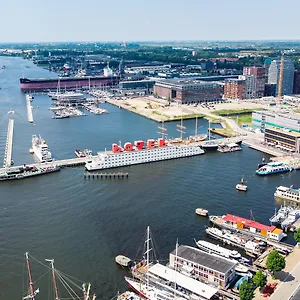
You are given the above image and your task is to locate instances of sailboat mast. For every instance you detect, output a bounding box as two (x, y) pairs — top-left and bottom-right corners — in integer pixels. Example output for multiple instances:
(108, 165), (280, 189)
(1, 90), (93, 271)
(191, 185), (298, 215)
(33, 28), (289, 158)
(46, 259), (59, 300)
(25, 252), (35, 299)
(146, 226), (150, 266)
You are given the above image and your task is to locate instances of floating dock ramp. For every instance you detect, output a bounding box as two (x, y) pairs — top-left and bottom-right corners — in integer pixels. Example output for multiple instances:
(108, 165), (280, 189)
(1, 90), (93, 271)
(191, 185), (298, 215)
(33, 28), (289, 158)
(3, 119), (14, 168)
(26, 94), (34, 123)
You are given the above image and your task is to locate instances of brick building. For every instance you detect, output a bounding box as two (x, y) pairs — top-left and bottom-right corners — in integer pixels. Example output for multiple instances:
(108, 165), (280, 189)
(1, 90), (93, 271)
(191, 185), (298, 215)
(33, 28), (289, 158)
(153, 79), (221, 104)
(224, 78), (245, 99)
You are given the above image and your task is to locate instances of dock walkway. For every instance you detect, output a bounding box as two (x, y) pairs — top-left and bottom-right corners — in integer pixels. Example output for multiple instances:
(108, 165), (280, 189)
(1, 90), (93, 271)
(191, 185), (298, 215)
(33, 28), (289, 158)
(3, 119), (14, 168)
(26, 95), (34, 123)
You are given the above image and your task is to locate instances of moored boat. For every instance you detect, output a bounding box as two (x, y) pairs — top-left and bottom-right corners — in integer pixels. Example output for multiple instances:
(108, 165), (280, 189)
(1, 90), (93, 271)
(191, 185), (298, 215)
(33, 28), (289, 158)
(195, 208), (208, 216)
(115, 255), (131, 267)
(274, 185), (300, 204)
(194, 239), (241, 260)
(0, 165), (60, 181)
(32, 135), (52, 162)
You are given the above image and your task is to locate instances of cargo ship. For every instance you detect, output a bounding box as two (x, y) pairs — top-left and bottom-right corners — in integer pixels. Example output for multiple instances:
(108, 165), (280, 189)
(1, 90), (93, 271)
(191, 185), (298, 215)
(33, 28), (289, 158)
(85, 138), (205, 171)
(20, 75), (120, 92)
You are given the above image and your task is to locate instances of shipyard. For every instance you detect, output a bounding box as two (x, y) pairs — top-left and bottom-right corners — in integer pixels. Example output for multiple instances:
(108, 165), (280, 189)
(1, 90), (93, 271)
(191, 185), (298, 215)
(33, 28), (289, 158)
(2, 5), (300, 300)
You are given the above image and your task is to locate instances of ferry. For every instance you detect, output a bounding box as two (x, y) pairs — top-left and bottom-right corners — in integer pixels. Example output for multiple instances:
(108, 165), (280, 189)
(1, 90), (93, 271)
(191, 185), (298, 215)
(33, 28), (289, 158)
(194, 239), (241, 260)
(85, 138), (205, 171)
(274, 185), (300, 204)
(0, 165), (60, 181)
(256, 162), (292, 176)
(31, 135), (52, 162)
(209, 214), (286, 242)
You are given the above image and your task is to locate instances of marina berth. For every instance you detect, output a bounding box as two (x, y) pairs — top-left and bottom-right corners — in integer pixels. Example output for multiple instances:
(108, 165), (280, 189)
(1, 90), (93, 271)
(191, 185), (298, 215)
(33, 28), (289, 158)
(274, 186), (300, 204)
(85, 138), (205, 171)
(210, 214), (286, 242)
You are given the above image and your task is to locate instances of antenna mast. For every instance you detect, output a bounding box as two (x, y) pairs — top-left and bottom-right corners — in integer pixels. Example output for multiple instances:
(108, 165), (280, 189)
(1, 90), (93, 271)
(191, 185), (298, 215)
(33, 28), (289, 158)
(277, 55), (284, 104)
(45, 259), (59, 300)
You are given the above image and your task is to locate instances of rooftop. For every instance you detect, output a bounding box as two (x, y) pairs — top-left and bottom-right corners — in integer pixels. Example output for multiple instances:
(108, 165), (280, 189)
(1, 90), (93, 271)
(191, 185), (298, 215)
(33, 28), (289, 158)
(223, 214), (276, 232)
(148, 263), (218, 299)
(171, 245), (236, 274)
(266, 127), (300, 137)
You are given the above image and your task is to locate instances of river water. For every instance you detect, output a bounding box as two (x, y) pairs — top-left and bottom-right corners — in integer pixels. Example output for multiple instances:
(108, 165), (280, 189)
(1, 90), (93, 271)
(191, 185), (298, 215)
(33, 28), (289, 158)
(0, 56), (299, 299)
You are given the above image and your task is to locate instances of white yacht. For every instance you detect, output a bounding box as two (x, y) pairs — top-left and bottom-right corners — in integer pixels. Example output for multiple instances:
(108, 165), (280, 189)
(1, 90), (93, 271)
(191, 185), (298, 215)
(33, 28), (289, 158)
(194, 239), (241, 260)
(281, 210), (300, 229)
(274, 186), (300, 204)
(31, 135), (52, 162)
(85, 138), (205, 171)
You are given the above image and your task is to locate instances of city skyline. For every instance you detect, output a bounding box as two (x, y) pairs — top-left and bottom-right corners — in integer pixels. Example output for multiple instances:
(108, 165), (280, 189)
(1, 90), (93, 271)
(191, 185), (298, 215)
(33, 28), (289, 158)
(1, 0), (300, 43)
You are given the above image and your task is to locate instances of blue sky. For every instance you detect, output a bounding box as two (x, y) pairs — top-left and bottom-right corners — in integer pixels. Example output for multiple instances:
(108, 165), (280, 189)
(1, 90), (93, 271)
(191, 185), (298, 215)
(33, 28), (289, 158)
(1, 0), (299, 42)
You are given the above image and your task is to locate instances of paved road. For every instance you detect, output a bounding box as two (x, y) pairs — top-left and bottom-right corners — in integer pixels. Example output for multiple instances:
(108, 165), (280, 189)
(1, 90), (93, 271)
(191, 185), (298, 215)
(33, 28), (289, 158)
(270, 260), (300, 300)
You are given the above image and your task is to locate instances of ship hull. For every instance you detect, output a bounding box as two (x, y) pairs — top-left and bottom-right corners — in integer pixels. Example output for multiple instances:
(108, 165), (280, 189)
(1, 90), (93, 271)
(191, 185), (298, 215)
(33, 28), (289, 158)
(0, 167), (60, 181)
(85, 147), (205, 171)
(20, 76), (120, 92)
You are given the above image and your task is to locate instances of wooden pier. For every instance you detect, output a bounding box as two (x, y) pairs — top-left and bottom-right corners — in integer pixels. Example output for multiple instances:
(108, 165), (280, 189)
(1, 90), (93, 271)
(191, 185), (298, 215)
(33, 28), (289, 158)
(84, 172), (129, 179)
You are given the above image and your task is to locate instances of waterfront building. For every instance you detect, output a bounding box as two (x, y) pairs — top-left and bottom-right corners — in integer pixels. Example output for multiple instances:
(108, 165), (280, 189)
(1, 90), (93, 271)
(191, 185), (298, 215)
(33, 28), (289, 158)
(252, 110), (300, 132)
(169, 245), (236, 288)
(264, 127), (300, 153)
(268, 59), (295, 95)
(243, 66), (266, 98)
(213, 214), (285, 241)
(153, 79), (221, 104)
(119, 80), (155, 91)
(224, 78), (245, 100)
(293, 70), (300, 94)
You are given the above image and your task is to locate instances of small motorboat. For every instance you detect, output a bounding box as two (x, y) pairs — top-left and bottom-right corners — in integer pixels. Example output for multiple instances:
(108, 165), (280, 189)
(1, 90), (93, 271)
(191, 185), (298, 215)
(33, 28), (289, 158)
(115, 255), (131, 267)
(236, 177), (247, 192)
(195, 208), (208, 216)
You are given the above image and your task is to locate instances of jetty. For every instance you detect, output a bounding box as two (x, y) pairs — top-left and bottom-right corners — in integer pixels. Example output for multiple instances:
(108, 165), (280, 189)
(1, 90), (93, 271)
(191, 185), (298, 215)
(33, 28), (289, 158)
(0, 136), (244, 174)
(84, 172), (128, 179)
(3, 119), (14, 168)
(26, 94), (34, 123)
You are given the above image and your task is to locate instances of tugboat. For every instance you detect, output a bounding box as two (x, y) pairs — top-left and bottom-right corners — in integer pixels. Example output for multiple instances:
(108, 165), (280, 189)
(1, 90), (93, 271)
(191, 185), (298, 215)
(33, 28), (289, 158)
(236, 177), (248, 192)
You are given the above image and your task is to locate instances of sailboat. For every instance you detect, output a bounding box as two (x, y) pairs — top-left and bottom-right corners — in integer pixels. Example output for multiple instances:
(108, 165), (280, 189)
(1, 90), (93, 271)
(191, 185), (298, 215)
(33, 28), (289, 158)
(48, 78), (62, 100)
(236, 177), (248, 192)
(22, 252), (96, 300)
(189, 116), (207, 142)
(201, 120), (218, 150)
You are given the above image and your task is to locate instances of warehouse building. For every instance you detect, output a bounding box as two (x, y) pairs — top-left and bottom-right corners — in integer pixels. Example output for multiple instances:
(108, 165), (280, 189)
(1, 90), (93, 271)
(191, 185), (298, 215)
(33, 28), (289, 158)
(169, 245), (236, 288)
(154, 79), (221, 104)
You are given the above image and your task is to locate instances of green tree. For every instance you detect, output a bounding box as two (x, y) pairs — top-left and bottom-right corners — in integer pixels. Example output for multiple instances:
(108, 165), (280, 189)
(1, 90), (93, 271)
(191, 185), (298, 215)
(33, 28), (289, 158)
(266, 250), (286, 276)
(294, 228), (300, 244)
(253, 270), (267, 288)
(239, 281), (254, 300)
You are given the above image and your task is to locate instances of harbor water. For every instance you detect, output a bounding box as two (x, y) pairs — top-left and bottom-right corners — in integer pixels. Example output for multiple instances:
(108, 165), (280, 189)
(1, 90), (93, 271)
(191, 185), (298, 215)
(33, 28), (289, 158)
(0, 57), (300, 299)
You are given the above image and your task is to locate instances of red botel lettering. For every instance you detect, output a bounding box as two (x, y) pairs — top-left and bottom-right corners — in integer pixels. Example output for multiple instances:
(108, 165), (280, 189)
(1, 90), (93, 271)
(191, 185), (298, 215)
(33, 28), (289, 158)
(135, 140), (144, 150)
(158, 138), (166, 147)
(112, 143), (122, 153)
(124, 142), (133, 151)
(147, 139), (155, 149)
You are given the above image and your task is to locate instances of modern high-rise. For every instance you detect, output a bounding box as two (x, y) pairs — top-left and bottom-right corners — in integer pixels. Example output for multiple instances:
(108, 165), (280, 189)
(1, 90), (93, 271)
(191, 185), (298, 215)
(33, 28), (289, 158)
(243, 66), (266, 98)
(293, 70), (300, 94)
(268, 59), (295, 95)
